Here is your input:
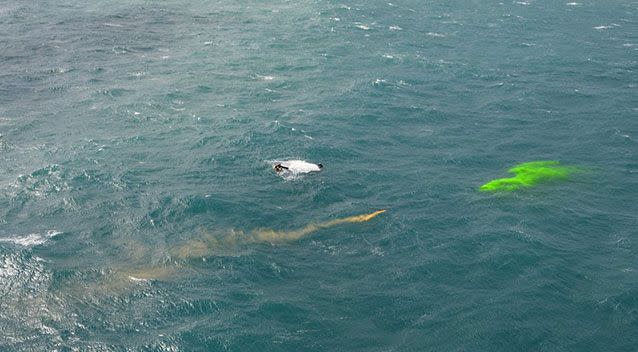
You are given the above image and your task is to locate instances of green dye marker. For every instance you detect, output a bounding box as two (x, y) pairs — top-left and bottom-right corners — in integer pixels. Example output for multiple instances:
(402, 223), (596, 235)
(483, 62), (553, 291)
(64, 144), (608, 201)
(480, 161), (578, 192)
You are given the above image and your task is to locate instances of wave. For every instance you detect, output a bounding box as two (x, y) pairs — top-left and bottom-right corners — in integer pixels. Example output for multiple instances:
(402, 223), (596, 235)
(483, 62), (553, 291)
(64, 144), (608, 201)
(0, 231), (63, 247)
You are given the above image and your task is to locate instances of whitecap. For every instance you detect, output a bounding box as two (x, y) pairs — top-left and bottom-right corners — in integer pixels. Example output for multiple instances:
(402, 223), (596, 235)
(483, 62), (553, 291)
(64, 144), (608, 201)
(594, 24), (619, 30)
(355, 24), (370, 30)
(426, 32), (445, 37)
(128, 276), (149, 282)
(0, 255), (19, 277)
(389, 25), (402, 31)
(0, 231), (62, 247)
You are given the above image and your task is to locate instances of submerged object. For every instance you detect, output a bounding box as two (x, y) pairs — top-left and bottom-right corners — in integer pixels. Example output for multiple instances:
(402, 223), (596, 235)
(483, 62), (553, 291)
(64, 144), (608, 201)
(273, 159), (323, 175)
(480, 161), (578, 192)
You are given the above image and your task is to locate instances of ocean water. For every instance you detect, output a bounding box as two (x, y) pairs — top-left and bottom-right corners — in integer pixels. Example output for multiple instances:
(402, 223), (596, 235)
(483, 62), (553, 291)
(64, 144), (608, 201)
(1, 0), (637, 350)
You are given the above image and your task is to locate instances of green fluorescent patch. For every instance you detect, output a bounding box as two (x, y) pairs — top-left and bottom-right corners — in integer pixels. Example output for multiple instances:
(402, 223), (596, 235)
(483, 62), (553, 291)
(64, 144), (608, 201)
(480, 161), (578, 192)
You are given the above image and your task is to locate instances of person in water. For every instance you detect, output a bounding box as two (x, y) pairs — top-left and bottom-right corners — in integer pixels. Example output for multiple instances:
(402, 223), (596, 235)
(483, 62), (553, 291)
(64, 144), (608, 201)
(273, 163), (289, 172)
(273, 161), (323, 173)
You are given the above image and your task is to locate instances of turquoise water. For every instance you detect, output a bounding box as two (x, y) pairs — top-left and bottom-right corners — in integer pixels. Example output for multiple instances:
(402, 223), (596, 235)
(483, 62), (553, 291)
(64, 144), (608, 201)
(1, 0), (637, 350)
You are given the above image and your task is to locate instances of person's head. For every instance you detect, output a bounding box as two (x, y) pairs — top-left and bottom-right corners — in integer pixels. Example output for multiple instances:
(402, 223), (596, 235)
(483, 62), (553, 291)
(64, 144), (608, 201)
(317, 163), (323, 169)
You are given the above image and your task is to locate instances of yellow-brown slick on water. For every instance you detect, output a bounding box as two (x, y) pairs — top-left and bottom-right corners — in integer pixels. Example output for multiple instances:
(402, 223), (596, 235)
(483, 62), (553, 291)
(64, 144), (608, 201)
(252, 209), (387, 243)
(114, 210), (387, 282)
(173, 209), (387, 259)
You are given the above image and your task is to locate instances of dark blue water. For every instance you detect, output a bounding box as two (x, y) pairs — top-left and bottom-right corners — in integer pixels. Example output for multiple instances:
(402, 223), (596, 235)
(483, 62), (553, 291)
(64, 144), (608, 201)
(1, 1), (637, 351)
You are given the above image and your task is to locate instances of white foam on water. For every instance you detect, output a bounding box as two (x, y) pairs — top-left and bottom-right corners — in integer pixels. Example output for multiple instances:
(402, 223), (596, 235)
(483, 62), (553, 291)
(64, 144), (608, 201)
(0, 255), (19, 277)
(0, 231), (62, 247)
(129, 276), (149, 283)
(0, 251), (69, 349)
(370, 247), (385, 256)
(594, 24), (619, 30)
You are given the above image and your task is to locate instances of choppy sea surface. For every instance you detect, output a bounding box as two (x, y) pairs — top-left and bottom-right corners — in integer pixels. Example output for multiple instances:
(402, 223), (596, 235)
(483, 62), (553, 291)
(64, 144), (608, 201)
(1, 1), (637, 351)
